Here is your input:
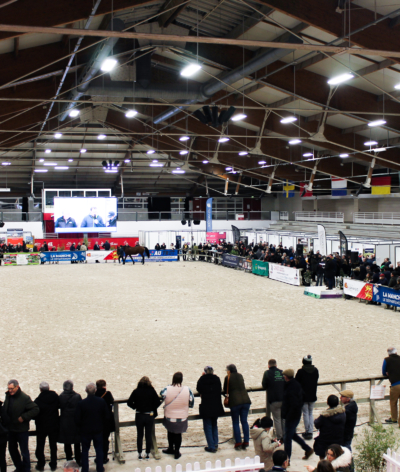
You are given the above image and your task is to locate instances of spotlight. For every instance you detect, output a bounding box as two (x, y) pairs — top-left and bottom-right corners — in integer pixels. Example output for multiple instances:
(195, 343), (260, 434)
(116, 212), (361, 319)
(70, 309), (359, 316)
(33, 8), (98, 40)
(98, 134), (106, 140)
(69, 109), (80, 118)
(54, 133), (62, 139)
(101, 58), (117, 72)
(180, 63), (202, 77)
(125, 110), (138, 118)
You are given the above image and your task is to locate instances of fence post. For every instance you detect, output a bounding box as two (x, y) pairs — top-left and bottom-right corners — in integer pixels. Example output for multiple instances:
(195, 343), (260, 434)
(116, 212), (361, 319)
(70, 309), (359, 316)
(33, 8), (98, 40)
(370, 378), (375, 425)
(113, 402), (125, 464)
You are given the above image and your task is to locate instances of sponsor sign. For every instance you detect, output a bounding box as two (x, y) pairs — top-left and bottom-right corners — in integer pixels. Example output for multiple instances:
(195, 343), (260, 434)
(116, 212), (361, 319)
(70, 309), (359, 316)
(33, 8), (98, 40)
(239, 258), (252, 271)
(206, 232), (226, 244)
(114, 249), (179, 263)
(252, 260), (269, 276)
(206, 198), (213, 232)
(40, 251), (86, 262)
(269, 263), (300, 286)
(373, 285), (400, 308)
(222, 253), (240, 268)
(3, 253), (41, 266)
(343, 278), (373, 300)
(85, 250), (116, 263)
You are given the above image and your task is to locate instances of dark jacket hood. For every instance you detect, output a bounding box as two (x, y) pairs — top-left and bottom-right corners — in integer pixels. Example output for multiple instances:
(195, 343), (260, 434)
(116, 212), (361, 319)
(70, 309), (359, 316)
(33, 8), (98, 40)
(302, 365), (316, 373)
(321, 405), (346, 422)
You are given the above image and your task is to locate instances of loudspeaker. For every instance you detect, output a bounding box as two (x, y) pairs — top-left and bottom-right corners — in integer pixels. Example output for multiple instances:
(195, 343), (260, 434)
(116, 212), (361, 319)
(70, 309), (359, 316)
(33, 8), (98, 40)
(193, 220), (200, 225)
(350, 251), (358, 263)
(346, 249), (352, 258)
(22, 196), (28, 222)
(296, 244), (303, 256)
(181, 220), (186, 225)
(0, 222), (4, 228)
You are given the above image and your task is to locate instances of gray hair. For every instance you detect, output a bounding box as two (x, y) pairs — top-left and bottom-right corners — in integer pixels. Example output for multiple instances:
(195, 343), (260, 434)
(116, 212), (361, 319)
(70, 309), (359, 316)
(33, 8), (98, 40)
(63, 460), (80, 472)
(85, 382), (96, 395)
(8, 379), (19, 387)
(204, 366), (214, 374)
(40, 381), (50, 391)
(63, 380), (74, 391)
(388, 347), (397, 355)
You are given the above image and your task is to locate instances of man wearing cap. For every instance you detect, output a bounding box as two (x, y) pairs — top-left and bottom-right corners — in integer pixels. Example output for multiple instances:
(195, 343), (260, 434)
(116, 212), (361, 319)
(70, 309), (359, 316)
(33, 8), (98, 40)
(281, 369), (313, 463)
(296, 355), (319, 441)
(262, 360), (285, 441)
(107, 212), (117, 227)
(383, 347), (400, 424)
(340, 390), (358, 450)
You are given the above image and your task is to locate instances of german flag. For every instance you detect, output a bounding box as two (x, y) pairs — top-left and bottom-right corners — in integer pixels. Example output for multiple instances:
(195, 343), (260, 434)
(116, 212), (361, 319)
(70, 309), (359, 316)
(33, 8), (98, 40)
(371, 176), (391, 195)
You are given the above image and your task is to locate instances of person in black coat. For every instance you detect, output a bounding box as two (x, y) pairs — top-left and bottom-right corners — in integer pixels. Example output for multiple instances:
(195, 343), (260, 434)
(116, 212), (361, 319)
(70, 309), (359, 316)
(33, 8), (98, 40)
(58, 380), (82, 465)
(93, 242), (100, 251)
(325, 257), (336, 290)
(261, 360), (285, 441)
(0, 400), (7, 472)
(196, 366), (225, 453)
(313, 395), (346, 459)
(340, 390), (358, 451)
(127, 377), (162, 460)
(94, 380), (114, 464)
(102, 241), (110, 251)
(75, 383), (109, 472)
(155, 243), (161, 250)
(281, 369), (313, 462)
(34, 382), (59, 471)
(295, 355), (319, 440)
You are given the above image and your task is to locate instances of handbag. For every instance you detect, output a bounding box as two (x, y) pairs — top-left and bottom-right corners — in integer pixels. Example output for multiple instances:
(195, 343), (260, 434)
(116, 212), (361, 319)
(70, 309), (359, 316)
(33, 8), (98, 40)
(224, 374), (230, 408)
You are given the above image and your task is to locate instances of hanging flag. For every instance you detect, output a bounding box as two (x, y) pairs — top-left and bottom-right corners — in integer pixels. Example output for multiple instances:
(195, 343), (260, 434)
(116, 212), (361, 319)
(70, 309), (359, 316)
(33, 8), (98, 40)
(339, 231), (348, 257)
(283, 180), (295, 198)
(318, 224), (327, 256)
(371, 176), (391, 195)
(206, 198), (213, 232)
(300, 182), (313, 197)
(331, 178), (347, 196)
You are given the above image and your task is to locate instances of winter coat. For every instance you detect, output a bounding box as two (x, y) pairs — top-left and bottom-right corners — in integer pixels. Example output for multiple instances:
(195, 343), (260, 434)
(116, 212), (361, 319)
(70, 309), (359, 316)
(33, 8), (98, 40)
(325, 259), (336, 278)
(343, 400), (358, 442)
(250, 427), (280, 469)
(295, 365), (319, 403)
(2, 388), (39, 432)
(330, 447), (352, 472)
(75, 395), (110, 435)
(127, 385), (162, 418)
(58, 390), (82, 444)
(196, 374), (225, 419)
(34, 390), (59, 433)
(223, 373), (251, 409)
(313, 405), (346, 457)
(95, 388), (115, 432)
(262, 367), (284, 404)
(281, 378), (303, 422)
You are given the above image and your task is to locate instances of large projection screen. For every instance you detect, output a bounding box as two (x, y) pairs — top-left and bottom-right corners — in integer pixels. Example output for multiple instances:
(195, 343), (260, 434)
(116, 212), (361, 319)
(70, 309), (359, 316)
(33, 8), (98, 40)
(54, 197), (118, 233)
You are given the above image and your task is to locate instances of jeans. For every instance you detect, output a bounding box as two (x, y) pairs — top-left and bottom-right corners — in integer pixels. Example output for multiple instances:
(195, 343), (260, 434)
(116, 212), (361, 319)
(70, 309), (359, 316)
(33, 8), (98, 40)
(136, 413), (154, 454)
(35, 431), (58, 469)
(327, 277), (335, 290)
(270, 402), (284, 440)
(302, 402), (315, 434)
(8, 431), (30, 472)
(230, 403), (251, 444)
(284, 418), (311, 460)
(81, 432), (103, 472)
(203, 418), (218, 450)
(316, 275), (324, 286)
(64, 443), (81, 465)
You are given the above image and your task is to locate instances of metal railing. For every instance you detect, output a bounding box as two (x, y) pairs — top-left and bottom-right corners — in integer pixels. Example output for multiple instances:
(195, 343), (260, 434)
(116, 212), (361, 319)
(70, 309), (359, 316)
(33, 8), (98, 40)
(0, 212), (42, 222)
(294, 211), (344, 223)
(117, 211), (270, 222)
(353, 212), (400, 225)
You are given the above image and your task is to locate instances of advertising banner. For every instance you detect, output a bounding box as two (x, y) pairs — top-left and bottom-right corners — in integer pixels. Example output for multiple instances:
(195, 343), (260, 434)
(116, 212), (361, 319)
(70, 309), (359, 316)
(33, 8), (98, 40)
(206, 232), (226, 244)
(318, 224), (327, 256)
(372, 285), (400, 308)
(269, 263), (301, 286)
(40, 251), (86, 263)
(113, 250), (179, 262)
(239, 258), (252, 271)
(206, 198), (213, 232)
(222, 253), (240, 268)
(343, 278), (373, 300)
(339, 231), (348, 257)
(252, 260), (269, 276)
(85, 251), (116, 263)
(3, 253), (41, 266)
(231, 225), (241, 244)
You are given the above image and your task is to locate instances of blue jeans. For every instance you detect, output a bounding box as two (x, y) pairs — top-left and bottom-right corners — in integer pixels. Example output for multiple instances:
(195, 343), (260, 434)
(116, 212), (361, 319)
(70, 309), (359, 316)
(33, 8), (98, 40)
(302, 402), (315, 434)
(9, 431), (30, 472)
(81, 432), (103, 472)
(203, 418), (218, 450)
(230, 403), (251, 444)
(316, 275), (324, 286)
(284, 418), (311, 459)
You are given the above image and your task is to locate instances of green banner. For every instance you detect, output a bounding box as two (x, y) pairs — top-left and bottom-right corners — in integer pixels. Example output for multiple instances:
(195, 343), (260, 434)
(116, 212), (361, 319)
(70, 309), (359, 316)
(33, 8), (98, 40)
(252, 260), (269, 276)
(3, 252), (41, 266)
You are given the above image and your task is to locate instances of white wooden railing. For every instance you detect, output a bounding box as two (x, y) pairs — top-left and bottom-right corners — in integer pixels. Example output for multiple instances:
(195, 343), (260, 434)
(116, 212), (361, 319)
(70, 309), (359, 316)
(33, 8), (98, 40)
(133, 456), (262, 472)
(294, 212), (344, 223)
(384, 448), (400, 472)
(279, 211), (289, 221)
(354, 212), (400, 225)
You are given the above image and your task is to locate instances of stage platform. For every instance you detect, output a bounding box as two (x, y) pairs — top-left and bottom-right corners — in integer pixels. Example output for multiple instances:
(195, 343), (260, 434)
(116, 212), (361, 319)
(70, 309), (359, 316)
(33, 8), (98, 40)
(304, 286), (343, 299)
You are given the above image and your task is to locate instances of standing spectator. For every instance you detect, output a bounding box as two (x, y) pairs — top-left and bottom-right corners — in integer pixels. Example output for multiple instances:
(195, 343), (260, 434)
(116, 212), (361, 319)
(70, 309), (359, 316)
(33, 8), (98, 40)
(339, 390), (357, 451)
(59, 380), (82, 465)
(325, 257), (336, 290)
(34, 382), (59, 471)
(383, 347), (400, 424)
(296, 355), (319, 440)
(313, 396), (346, 459)
(223, 364), (251, 451)
(80, 242), (87, 252)
(161, 243), (166, 250)
(0, 400), (7, 472)
(74, 383), (109, 472)
(155, 243), (160, 250)
(262, 360), (285, 441)
(127, 377), (162, 460)
(182, 243), (188, 261)
(94, 380), (114, 464)
(102, 241), (110, 251)
(250, 417), (281, 470)
(160, 372), (194, 460)
(281, 369), (313, 463)
(2, 380), (39, 472)
(93, 242), (100, 250)
(196, 366), (225, 453)
(316, 262), (325, 286)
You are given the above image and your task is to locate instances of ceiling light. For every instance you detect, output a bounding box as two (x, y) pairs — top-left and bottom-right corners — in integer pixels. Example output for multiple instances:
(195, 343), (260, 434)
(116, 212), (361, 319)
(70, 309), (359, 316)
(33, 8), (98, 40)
(69, 109), (80, 117)
(395, 83), (400, 89)
(239, 151), (248, 156)
(150, 163), (163, 167)
(80, 148), (87, 153)
(203, 160), (209, 164)
(39, 159), (44, 163)
(364, 140), (378, 146)
(68, 159), (73, 162)
(303, 152), (313, 157)
(104, 169), (118, 173)
(218, 137), (230, 143)
(97, 134), (106, 140)
(147, 149), (155, 154)
(43, 162), (57, 166)
(101, 58), (118, 72)
(55, 166), (69, 170)
(180, 136), (190, 141)
(54, 133), (62, 139)
(231, 113), (247, 122)
(172, 168), (185, 174)
(225, 167), (232, 171)
(373, 147), (387, 152)
(1, 162), (11, 166)
(125, 110), (138, 118)
(258, 160), (266, 165)
(34, 169), (48, 173)
(368, 119), (386, 127)
(179, 150), (189, 155)
(339, 153), (349, 158)
(124, 159), (130, 163)
(327, 73), (354, 85)
(181, 63), (202, 77)
(280, 116), (297, 124)
(152, 160), (158, 163)
(45, 149), (51, 153)
(289, 139), (302, 145)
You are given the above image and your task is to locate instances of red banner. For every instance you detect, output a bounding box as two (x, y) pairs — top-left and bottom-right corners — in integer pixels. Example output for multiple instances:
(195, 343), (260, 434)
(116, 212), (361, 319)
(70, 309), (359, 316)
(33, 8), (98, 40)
(206, 232), (226, 244)
(35, 237), (139, 250)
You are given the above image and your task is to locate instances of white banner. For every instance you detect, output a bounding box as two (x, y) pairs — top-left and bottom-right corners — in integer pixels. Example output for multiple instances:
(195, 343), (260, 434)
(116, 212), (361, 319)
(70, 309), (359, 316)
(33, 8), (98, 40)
(317, 224), (327, 256)
(85, 250), (115, 263)
(269, 263), (301, 286)
(343, 278), (373, 300)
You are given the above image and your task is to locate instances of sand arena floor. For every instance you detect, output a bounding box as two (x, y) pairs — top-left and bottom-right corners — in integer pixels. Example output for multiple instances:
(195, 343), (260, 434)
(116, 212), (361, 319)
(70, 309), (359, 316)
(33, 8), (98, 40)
(0, 260), (399, 469)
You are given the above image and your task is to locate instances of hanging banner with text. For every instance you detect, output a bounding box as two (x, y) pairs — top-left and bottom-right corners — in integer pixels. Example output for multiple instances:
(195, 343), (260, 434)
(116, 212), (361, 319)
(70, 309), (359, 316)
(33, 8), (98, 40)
(206, 198), (213, 232)
(3, 253), (41, 266)
(372, 285), (400, 308)
(343, 278), (373, 300)
(269, 263), (301, 286)
(318, 224), (327, 256)
(252, 260), (269, 276)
